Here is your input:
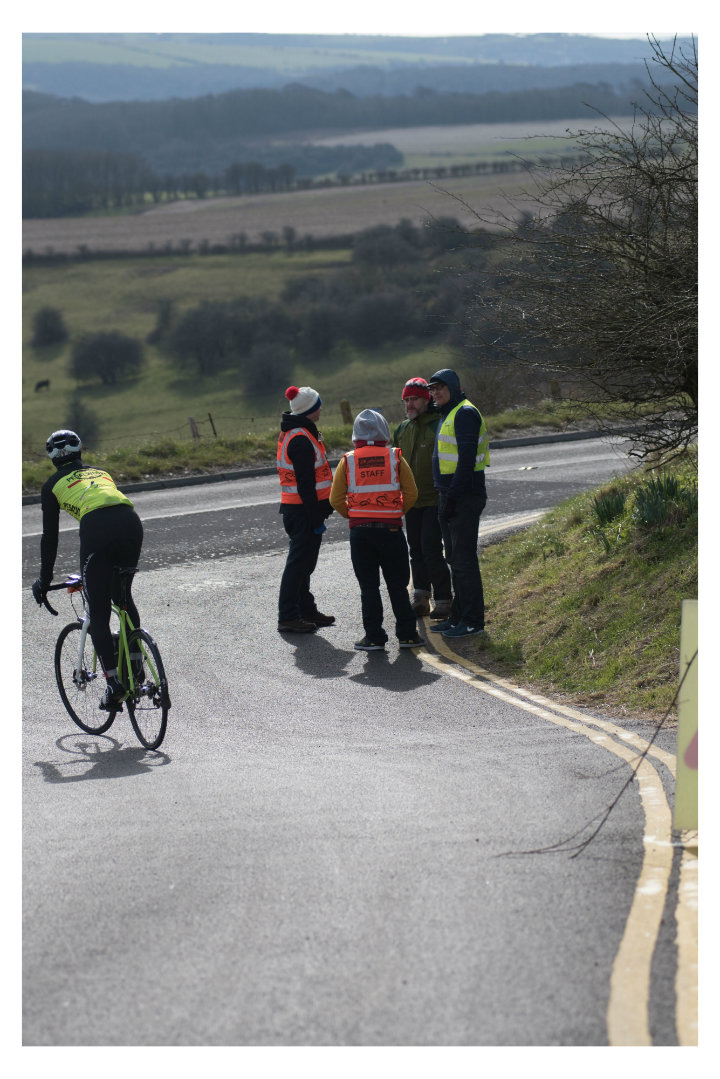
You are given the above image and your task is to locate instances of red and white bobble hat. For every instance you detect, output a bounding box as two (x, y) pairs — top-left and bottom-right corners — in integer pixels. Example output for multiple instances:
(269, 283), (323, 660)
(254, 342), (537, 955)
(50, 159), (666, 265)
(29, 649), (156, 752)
(285, 385), (322, 416)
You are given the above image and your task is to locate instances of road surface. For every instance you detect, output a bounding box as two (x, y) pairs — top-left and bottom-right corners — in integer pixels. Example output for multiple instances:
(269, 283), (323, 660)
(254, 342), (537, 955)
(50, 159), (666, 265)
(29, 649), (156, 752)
(20, 436), (696, 1054)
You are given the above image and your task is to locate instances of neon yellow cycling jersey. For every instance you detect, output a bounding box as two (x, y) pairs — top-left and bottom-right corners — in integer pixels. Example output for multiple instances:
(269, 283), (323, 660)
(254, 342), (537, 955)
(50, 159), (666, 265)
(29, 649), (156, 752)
(51, 467), (133, 522)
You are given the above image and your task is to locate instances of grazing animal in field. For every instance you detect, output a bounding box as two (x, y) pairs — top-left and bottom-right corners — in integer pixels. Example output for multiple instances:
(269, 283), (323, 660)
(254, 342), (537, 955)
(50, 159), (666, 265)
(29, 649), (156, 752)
(34, 379), (50, 392)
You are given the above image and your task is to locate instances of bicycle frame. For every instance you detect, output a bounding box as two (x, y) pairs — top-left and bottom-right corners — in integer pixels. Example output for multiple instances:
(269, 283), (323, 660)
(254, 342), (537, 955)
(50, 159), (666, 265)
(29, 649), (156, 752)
(51, 577), (158, 696)
(46, 573), (170, 749)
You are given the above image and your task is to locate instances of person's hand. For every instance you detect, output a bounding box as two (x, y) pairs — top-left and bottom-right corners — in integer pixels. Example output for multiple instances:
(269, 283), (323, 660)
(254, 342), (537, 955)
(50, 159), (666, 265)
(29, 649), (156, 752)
(31, 578), (48, 606)
(313, 524), (327, 535)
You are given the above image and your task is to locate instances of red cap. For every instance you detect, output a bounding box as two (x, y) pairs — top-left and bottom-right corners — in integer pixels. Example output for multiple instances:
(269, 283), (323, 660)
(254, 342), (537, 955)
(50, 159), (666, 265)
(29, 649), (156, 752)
(401, 377), (431, 401)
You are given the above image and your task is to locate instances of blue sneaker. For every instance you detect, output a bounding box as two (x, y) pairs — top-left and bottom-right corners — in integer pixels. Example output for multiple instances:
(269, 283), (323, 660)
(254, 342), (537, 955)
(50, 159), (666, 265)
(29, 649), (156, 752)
(430, 618), (455, 633)
(442, 622), (485, 638)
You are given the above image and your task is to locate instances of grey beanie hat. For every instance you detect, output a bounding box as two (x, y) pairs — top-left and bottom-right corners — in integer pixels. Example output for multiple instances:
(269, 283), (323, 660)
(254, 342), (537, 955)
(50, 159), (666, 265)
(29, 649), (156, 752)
(352, 409), (391, 444)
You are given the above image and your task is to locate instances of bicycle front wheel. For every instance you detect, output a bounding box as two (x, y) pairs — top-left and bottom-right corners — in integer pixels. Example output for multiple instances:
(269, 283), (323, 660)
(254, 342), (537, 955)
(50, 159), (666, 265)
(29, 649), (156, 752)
(54, 621), (117, 734)
(125, 629), (170, 749)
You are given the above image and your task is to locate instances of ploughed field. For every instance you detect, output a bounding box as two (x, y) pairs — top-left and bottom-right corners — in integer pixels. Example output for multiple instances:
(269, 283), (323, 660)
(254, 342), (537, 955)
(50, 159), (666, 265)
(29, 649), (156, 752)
(22, 172), (537, 255)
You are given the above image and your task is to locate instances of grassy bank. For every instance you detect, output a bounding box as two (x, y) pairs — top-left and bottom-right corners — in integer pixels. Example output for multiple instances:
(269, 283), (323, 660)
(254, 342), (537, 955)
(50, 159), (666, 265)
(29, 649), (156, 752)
(451, 457), (698, 720)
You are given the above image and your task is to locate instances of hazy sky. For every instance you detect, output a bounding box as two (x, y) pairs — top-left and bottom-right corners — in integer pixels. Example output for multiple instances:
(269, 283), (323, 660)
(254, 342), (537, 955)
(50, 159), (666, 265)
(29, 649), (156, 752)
(19, 1), (696, 36)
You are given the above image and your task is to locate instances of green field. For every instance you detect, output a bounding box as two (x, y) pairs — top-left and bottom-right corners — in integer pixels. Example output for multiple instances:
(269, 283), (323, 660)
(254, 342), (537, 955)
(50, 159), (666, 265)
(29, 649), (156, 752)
(310, 118), (603, 172)
(22, 249), (458, 465)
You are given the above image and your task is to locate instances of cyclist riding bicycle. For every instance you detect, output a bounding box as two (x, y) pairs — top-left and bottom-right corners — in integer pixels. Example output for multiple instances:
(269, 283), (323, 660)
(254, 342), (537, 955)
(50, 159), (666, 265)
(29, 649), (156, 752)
(31, 429), (144, 711)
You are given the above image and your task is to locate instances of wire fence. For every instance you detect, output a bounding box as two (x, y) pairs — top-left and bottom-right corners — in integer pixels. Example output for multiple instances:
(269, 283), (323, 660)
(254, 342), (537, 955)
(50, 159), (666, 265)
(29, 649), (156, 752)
(23, 400), (410, 460)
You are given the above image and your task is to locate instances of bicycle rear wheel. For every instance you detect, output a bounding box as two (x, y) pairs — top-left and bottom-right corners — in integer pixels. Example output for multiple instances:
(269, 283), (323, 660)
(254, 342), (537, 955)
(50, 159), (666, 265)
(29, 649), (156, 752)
(125, 629), (170, 749)
(54, 621), (117, 734)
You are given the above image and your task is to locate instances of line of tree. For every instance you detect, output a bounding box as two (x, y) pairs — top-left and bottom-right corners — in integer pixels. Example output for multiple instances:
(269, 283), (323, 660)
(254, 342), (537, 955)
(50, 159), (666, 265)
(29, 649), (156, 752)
(23, 144), (555, 219)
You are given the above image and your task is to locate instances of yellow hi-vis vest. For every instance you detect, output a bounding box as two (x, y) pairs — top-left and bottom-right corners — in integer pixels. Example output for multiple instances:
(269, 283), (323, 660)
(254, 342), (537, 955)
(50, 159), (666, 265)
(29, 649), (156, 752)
(52, 468), (133, 522)
(277, 428), (333, 504)
(345, 446), (404, 519)
(436, 401), (490, 474)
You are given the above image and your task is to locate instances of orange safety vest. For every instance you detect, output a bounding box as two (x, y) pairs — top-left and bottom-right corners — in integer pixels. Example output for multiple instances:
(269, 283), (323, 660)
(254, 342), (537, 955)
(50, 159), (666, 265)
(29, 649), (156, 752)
(345, 446), (404, 520)
(277, 428), (333, 504)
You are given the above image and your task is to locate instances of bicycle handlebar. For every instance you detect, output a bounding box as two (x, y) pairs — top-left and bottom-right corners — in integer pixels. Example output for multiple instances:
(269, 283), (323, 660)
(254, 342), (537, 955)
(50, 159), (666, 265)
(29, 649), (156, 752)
(42, 578), (82, 617)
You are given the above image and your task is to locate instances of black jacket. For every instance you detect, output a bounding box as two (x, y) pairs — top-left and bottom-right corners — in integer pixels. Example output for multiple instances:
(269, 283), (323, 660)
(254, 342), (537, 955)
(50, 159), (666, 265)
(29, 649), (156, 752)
(279, 412), (334, 528)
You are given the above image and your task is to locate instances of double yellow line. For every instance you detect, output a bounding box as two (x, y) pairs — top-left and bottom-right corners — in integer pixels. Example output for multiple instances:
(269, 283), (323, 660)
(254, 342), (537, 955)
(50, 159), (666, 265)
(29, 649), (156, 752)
(420, 622), (697, 1046)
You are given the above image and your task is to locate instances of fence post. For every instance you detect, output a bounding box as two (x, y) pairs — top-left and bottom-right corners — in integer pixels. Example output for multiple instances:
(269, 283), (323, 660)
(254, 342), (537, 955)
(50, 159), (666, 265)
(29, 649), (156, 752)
(340, 399), (352, 425)
(189, 417), (200, 441)
(208, 412), (217, 437)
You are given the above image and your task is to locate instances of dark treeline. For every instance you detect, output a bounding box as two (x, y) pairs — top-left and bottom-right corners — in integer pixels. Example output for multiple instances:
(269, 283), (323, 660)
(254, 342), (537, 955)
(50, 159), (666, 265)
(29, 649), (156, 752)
(23, 79), (655, 168)
(21, 144), (404, 218)
(23, 146), (555, 220)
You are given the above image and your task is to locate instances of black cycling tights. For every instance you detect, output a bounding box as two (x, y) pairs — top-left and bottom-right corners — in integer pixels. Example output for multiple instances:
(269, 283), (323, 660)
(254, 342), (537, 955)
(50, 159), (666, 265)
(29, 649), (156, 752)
(79, 505), (144, 674)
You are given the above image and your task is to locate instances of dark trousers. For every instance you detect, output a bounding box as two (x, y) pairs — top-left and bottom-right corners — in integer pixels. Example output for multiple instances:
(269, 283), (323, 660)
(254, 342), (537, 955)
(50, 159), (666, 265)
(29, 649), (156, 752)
(349, 526), (417, 642)
(404, 505), (452, 600)
(438, 491), (486, 628)
(79, 505), (144, 673)
(278, 506), (323, 622)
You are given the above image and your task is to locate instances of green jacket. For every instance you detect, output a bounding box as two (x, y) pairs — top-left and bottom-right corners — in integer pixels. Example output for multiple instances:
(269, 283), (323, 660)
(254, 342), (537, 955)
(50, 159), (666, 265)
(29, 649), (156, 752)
(392, 410), (440, 508)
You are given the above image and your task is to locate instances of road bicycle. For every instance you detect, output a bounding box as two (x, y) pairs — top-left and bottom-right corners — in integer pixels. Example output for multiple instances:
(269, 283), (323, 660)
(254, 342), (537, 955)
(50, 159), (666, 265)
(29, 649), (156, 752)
(43, 571), (171, 750)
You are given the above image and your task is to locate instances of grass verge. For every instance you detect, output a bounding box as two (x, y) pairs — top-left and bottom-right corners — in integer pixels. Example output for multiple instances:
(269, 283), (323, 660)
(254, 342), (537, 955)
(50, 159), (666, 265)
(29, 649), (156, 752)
(445, 456), (698, 721)
(21, 426), (360, 494)
(20, 399), (599, 494)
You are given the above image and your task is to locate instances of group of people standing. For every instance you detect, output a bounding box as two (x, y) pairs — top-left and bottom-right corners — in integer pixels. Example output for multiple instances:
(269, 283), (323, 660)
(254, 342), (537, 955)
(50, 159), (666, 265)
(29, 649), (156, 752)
(276, 368), (489, 651)
(30, 366), (488, 712)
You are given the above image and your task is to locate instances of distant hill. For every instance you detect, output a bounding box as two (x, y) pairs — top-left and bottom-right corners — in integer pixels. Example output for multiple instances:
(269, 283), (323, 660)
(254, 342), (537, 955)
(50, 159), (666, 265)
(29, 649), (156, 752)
(21, 31), (688, 102)
(22, 78), (659, 180)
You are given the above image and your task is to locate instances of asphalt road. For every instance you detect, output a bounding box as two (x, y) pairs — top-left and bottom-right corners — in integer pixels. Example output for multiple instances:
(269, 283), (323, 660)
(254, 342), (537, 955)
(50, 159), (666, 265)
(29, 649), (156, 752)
(21, 436), (691, 1051)
(21, 435), (637, 579)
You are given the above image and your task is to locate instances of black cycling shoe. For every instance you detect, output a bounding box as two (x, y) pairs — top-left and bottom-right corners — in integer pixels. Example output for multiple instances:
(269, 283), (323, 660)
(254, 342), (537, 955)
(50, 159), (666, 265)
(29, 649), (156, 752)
(99, 675), (126, 711)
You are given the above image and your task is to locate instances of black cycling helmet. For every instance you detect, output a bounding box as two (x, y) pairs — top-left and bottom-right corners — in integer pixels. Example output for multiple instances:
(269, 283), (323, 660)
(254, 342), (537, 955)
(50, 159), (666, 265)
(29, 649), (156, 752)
(46, 429), (82, 463)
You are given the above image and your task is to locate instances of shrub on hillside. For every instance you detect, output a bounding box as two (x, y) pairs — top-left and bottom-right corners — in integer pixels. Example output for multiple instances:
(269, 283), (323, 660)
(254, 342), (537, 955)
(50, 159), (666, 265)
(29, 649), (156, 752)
(240, 342), (293, 397)
(422, 216), (471, 253)
(297, 304), (347, 357)
(71, 331), (145, 385)
(64, 396), (100, 449)
(352, 224), (422, 267)
(146, 298), (174, 344)
(345, 291), (419, 348)
(31, 305), (68, 347)
(166, 298), (297, 376)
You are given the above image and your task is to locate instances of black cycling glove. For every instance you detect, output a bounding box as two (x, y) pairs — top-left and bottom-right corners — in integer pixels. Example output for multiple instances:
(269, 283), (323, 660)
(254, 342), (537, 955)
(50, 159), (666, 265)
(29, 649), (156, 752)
(32, 578), (49, 606)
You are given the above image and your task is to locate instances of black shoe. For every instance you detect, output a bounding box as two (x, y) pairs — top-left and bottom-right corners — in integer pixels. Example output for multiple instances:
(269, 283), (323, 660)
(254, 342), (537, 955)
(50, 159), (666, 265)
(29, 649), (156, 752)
(278, 619), (318, 633)
(398, 633), (424, 648)
(354, 636), (387, 651)
(99, 675), (126, 711)
(305, 611), (336, 627)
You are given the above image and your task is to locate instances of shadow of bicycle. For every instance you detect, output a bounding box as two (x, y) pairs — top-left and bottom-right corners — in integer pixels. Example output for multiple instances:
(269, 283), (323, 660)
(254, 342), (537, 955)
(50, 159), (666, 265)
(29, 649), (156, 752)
(34, 733), (170, 783)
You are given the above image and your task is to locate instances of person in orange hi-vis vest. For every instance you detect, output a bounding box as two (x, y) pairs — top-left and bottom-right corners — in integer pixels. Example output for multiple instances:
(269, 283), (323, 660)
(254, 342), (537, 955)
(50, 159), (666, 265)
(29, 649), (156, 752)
(330, 409), (423, 651)
(277, 385), (335, 634)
